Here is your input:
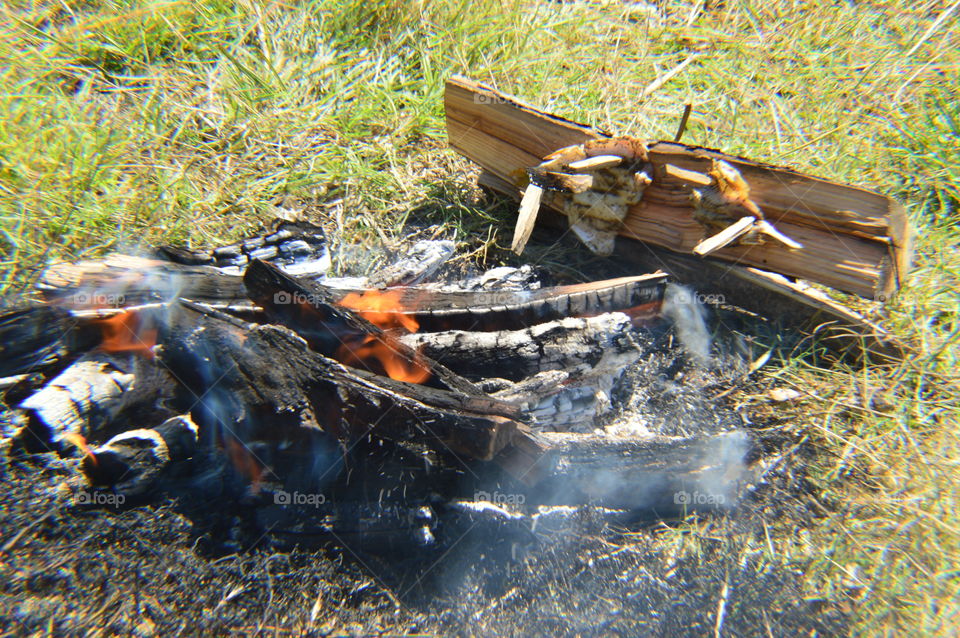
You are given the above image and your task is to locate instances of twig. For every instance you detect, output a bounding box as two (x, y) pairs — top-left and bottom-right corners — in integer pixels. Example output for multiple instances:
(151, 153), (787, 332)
(693, 217), (756, 256)
(641, 55), (699, 99)
(674, 103), (693, 142)
(714, 576), (730, 638)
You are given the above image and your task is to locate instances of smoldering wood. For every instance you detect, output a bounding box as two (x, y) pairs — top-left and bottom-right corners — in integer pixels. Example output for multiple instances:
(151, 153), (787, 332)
(157, 304), (525, 462)
(39, 254), (250, 305)
(0, 306), (85, 377)
(399, 312), (642, 382)
(242, 259), (482, 397)
(447, 75), (912, 299)
(365, 273), (667, 333)
(81, 414), (199, 496)
(44, 255), (665, 331)
(490, 371), (614, 432)
(15, 349), (177, 451)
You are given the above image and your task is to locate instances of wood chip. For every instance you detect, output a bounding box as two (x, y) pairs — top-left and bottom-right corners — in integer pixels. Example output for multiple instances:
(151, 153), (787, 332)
(512, 183), (543, 255)
(693, 216), (757, 256)
(567, 155), (623, 171)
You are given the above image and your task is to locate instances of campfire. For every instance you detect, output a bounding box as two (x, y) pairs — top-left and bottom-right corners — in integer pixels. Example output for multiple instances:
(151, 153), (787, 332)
(0, 79), (911, 558)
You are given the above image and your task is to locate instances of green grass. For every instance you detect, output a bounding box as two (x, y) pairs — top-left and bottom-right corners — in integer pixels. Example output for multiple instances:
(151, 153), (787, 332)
(1, 0), (958, 633)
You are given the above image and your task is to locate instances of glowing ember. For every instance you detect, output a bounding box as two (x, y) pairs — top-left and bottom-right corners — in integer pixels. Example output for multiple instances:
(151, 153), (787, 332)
(94, 310), (158, 357)
(63, 432), (97, 466)
(225, 436), (264, 493)
(336, 289), (431, 384)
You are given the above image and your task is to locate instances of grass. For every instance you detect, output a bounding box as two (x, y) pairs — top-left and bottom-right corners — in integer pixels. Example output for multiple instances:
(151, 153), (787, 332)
(1, 0), (958, 634)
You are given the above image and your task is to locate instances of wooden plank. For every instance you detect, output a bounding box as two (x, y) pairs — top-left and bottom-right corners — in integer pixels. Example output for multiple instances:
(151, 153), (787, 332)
(478, 169), (905, 360)
(446, 76), (912, 299)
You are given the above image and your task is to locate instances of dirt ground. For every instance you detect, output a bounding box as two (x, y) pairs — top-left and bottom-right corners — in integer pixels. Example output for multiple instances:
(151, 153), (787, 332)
(0, 376), (851, 637)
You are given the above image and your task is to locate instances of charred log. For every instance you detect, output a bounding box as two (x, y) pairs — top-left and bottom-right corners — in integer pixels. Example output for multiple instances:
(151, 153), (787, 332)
(400, 312), (642, 382)
(0, 306), (84, 377)
(242, 259), (481, 396)
(157, 304), (525, 462)
(80, 414), (199, 496)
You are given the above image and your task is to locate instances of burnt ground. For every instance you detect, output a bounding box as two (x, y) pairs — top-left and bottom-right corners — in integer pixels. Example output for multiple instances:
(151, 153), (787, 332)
(0, 434), (848, 637)
(0, 327), (853, 637)
(0, 229), (856, 636)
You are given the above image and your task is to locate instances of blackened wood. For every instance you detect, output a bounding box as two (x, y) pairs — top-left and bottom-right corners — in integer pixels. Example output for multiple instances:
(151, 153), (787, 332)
(356, 273), (667, 333)
(158, 306), (524, 461)
(399, 312), (641, 382)
(40, 256), (666, 333)
(40, 254), (248, 304)
(0, 306), (81, 377)
(81, 415), (199, 496)
(242, 259), (481, 396)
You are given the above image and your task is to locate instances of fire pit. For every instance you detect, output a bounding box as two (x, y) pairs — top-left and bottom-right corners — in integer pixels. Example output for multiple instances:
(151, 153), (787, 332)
(0, 218), (764, 558)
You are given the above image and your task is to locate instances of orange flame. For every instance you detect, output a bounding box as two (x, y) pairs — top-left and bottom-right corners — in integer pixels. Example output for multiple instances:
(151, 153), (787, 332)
(225, 436), (264, 494)
(338, 289), (419, 333)
(63, 432), (97, 467)
(94, 310), (158, 357)
(336, 289), (431, 384)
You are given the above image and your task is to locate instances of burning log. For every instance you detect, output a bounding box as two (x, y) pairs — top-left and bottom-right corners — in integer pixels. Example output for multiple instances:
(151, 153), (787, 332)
(351, 273), (667, 333)
(158, 303), (525, 462)
(242, 259), (480, 393)
(41, 253), (667, 335)
(445, 76), (912, 300)
(11, 305), (178, 451)
(80, 415), (199, 497)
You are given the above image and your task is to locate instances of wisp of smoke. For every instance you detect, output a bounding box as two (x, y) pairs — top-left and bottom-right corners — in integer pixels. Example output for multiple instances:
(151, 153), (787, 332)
(662, 283), (712, 365)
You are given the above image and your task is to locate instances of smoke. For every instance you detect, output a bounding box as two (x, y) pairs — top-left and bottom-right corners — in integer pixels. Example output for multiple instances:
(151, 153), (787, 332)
(662, 283), (712, 365)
